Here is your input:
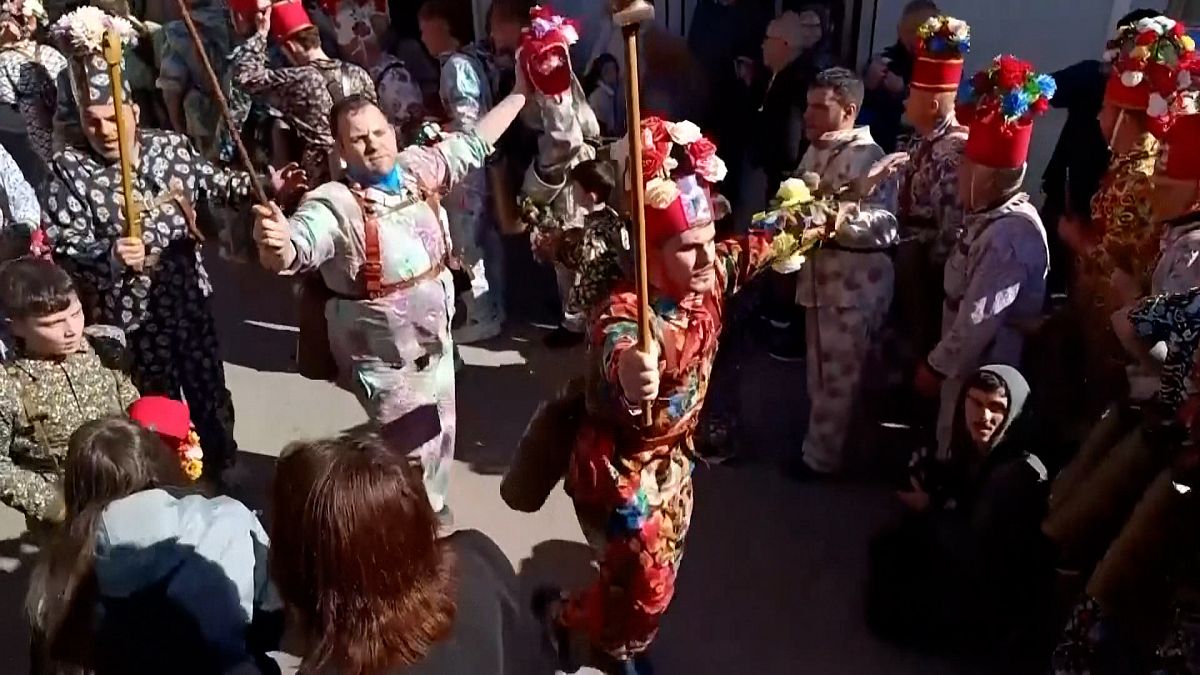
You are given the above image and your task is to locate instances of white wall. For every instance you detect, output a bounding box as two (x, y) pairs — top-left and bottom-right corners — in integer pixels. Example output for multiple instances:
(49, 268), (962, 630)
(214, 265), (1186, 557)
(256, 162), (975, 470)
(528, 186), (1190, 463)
(858, 0), (1169, 202)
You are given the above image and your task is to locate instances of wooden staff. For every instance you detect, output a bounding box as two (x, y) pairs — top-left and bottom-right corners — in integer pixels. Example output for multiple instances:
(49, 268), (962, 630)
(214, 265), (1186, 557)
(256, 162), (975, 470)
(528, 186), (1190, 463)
(172, 0), (269, 204)
(101, 29), (141, 239)
(613, 0), (654, 427)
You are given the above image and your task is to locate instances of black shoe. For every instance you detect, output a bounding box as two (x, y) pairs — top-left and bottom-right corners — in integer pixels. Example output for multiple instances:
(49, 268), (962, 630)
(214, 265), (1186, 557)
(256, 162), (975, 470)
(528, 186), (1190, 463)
(543, 326), (585, 350)
(532, 586), (577, 672)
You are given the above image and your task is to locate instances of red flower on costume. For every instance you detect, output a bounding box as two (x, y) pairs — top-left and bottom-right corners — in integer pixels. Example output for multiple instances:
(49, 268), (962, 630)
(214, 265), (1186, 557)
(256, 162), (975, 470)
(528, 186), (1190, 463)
(633, 557), (676, 615)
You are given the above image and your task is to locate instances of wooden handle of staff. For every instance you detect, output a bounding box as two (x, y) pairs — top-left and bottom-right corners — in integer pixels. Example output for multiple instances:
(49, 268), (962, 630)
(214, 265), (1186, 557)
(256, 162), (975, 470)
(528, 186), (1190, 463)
(614, 0), (654, 428)
(101, 29), (142, 241)
(173, 0), (269, 204)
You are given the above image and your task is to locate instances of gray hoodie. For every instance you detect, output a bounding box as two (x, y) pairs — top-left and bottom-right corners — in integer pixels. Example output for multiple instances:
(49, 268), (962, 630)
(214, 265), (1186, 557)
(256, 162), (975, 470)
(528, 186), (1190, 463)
(94, 489), (281, 673)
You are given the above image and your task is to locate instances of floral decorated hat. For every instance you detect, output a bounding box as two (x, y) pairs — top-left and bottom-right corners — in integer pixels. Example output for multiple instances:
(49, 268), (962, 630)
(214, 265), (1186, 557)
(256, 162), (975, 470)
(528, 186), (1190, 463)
(958, 55), (1056, 169)
(129, 396), (204, 482)
(640, 117), (727, 246)
(49, 6), (137, 108)
(519, 5), (579, 97)
(1104, 15), (1195, 114)
(912, 15), (970, 92)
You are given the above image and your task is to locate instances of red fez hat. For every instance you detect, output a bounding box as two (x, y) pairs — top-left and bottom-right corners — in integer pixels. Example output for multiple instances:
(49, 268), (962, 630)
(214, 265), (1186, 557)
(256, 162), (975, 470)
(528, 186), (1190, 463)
(912, 53), (965, 93)
(270, 0), (312, 41)
(911, 16), (970, 93)
(128, 396), (192, 443)
(519, 5), (579, 97)
(640, 117), (727, 246)
(646, 175), (716, 246)
(1160, 113), (1200, 181)
(964, 117), (1033, 169)
(227, 0), (258, 18)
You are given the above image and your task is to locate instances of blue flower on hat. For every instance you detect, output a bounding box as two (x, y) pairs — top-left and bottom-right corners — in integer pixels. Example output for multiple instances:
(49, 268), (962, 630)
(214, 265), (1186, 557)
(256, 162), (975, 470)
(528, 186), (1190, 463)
(929, 35), (948, 54)
(1002, 91), (1030, 118)
(1035, 74), (1057, 100)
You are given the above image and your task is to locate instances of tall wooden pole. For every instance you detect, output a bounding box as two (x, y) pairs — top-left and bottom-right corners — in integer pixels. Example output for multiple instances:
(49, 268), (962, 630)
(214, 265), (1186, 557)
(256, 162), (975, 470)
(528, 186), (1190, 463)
(101, 29), (141, 240)
(173, 0), (269, 203)
(613, 0), (655, 427)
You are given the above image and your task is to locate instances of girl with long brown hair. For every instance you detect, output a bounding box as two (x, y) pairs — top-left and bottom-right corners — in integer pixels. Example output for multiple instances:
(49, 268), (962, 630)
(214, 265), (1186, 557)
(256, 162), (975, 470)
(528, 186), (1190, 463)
(26, 416), (282, 675)
(272, 431), (534, 675)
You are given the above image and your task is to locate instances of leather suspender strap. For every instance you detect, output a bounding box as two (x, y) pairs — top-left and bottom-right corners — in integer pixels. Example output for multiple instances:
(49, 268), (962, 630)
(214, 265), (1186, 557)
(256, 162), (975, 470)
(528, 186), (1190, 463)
(346, 184), (452, 300)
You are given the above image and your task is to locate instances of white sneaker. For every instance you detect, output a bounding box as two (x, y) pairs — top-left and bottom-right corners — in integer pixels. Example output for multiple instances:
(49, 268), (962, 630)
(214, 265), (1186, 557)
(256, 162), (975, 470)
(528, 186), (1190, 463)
(453, 317), (504, 344)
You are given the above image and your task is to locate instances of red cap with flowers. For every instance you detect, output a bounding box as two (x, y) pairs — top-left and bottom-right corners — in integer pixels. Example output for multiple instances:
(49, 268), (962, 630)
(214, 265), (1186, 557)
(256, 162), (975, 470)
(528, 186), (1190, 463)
(1104, 15), (1195, 115)
(640, 117), (727, 246)
(519, 5), (579, 97)
(958, 55), (1056, 169)
(912, 15), (971, 92)
(128, 396), (204, 482)
(1150, 51), (1200, 181)
(269, 0), (313, 42)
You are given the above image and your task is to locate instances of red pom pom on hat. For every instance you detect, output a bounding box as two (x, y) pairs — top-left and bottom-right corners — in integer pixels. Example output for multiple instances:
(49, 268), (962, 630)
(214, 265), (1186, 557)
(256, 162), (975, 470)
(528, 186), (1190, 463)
(269, 0), (313, 41)
(129, 396), (192, 442)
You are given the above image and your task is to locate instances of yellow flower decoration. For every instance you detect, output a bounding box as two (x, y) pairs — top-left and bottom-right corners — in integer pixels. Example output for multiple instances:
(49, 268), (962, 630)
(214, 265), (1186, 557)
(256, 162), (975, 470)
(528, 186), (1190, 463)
(180, 429), (203, 482)
(1184, 35), (1196, 51)
(777, 178), (813, 208)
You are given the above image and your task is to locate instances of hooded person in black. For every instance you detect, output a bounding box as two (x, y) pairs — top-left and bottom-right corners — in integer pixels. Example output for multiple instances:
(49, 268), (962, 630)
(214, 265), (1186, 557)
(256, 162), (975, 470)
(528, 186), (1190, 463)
(867, 365), (1054, 659)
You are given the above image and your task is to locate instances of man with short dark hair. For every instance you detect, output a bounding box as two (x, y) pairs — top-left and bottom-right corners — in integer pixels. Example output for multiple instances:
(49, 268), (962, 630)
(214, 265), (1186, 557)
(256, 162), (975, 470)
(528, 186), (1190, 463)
(252, 85), (531, 518)
(229, 0), (375, 183)
(0, 258), (139, 528)
(788, 66), (898, 478)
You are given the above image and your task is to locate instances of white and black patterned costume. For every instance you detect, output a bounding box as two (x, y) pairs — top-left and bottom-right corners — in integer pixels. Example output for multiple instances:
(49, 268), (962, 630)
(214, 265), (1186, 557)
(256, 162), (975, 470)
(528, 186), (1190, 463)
(41, 129), (252, 469)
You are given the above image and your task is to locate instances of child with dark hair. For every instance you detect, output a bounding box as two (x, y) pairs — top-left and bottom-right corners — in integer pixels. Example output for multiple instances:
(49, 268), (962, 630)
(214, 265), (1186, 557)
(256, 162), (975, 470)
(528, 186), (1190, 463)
(536, 159), (629, 349)
(0, 258), (139, 530)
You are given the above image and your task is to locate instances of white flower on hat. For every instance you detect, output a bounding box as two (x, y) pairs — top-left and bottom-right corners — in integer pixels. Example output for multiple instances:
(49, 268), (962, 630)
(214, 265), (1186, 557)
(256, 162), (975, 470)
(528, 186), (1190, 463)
(1121, 69), (1145, 87)
(667, 120), (702, 145)
(948, 19), (969, 39)
(645, 177), (680, 209)
(696, 155), (728, 184)
(1180, 91), (1200, 114)
(1148, 92), (1170, 117)
(1157, 16), (1178, 32)
(1103, 48), (1120, 63)
(1136, 17), (1164, 34)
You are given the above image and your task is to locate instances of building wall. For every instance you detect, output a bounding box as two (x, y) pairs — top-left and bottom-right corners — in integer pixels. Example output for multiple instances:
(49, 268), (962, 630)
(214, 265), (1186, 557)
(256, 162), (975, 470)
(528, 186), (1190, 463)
(857, 0), (1169, 204)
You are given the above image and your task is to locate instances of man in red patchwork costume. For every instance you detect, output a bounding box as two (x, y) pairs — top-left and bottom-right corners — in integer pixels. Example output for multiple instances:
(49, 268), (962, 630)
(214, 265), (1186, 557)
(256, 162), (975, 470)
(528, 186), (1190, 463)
(534, 118), (771, 675)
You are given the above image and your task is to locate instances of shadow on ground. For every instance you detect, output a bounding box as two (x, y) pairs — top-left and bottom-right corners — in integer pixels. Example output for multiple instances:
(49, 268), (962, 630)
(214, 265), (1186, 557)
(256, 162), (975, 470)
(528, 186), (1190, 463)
(0, 532), (37, 674)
